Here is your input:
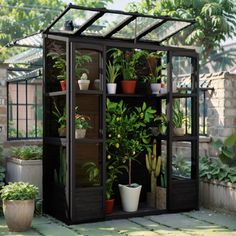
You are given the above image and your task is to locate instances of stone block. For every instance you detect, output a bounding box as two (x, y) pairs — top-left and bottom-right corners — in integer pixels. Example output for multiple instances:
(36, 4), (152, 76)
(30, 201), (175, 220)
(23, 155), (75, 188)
(225, 109), (236, 117)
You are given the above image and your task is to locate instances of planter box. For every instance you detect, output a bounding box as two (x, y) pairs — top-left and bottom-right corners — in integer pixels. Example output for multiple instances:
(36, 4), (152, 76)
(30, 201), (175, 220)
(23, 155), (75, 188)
(200, 179), (236, 213)
(6, 157), (42, 199)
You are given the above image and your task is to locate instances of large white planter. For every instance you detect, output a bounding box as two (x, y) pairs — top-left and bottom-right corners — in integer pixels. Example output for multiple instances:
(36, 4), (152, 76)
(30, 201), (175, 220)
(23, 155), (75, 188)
(119, 184), (142, 212)
(107, 83), (117, 94)
(200, 179), (236, 213)
(3, 199), (35, 232)
(78, 80), (90, 90)
(150, 83), (161, 94)
(6, 158), (42, 199)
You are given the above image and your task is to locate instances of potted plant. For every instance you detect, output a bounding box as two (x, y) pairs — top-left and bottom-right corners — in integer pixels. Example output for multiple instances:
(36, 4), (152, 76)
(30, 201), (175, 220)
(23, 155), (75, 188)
(0, 182), (39, 232)
(6, 146), (42, 198)
(47, 52), (66, 91)
(75, 106), (91, 139)
(145, 139), (161, 207)
(106, 99), (156, 212)
(172, 101), (186, 136)
(106, 61), (120, 94)
(52, 102), (66, 137)
(75, 52), (92, 90)
(109, 49), (140, 94)
(78, 73), (90, 90)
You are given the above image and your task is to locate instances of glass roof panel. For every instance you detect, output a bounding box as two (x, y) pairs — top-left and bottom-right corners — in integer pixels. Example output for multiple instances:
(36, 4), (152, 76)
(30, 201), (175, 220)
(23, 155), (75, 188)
(81, 13), (132, 37)
(112, 17), (163, 39)
(141, 20), (191, 42)
(49, 8), (99, 34)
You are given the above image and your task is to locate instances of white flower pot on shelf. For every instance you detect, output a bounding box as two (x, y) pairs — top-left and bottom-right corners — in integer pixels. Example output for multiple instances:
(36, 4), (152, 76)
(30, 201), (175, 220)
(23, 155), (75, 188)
(173, 127), (185, 136)
(107, 83), (117, 94)
(150, 83), (161, 94)
(78, 80), (90, 90)
(75, 129), (86, 139)
(118, 184), (142, 212)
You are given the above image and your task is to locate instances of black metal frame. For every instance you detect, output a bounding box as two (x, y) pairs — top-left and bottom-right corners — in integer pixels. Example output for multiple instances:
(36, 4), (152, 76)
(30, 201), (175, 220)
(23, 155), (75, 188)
(43, 5), (199, 224)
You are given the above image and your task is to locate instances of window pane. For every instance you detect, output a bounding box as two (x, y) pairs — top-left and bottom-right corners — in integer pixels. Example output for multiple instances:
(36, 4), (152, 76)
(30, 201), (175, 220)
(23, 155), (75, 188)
(18, 81), (26, 104)
(8, 83), (17, 104)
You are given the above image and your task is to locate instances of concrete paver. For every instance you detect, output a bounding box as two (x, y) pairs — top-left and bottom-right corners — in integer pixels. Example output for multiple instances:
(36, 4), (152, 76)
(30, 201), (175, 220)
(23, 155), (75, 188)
(0, 209), (236, 236)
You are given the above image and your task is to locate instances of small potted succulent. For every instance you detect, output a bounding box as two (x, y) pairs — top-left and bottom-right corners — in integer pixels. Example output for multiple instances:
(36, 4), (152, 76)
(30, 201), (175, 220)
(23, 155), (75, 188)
(75, 106), (90, 139)
(106, 61), (120, 94)
(0, 182), (39, 232)
(47, 52), (66, 91)
(78, 73), (90, 90)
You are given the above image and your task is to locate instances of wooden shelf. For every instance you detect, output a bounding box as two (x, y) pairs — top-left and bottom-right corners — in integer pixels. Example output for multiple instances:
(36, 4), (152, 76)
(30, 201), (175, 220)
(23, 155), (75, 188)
(75, 138), (103, 144)
(107, 93), (168, 99)
(172, 135), (197, 141)
(44, 137), (103, 145)
(47, 90), (103, 97)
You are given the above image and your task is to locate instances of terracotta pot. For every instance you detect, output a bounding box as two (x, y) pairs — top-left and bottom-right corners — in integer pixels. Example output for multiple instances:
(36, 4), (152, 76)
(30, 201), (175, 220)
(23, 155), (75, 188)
(3, 200), (35, 232)
(105, 199), (114, 214)
(121, 80), (136, 94)
(75, 129), (86, 139)
(60, 80), (66, 91)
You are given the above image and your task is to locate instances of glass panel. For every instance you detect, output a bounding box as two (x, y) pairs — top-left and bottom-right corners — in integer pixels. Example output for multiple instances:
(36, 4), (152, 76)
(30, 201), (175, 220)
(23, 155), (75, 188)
(75, 95), (101, 139)
(75, 143), (102, 187)
(27, 104), (36, 137)
(8, 104), (17, 138)
(27, 83), (36, 104)
(173, 98), (192, 135)
(18, 81), (26, 104)
(172, 56), (192, 93)
(8, 83), (17, 104)
(141, 21), (190, 42)
(172, 142), (192, 179)
(74, 48), (101, 91)
(50, 9), (99, 34)
(112, 17), (163, 39)
(82, 13), (131, 36)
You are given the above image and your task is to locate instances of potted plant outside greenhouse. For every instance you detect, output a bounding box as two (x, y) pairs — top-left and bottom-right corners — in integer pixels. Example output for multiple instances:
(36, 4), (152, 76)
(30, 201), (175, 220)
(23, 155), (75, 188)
(6, 146), (42, 198)
(106, 61), (120, 94)
(1, 182), (39, 232)
(106, 99), (156, 212)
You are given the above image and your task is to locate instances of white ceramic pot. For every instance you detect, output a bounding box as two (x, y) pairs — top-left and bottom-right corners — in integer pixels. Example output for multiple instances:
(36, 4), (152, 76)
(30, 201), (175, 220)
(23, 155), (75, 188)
(150, 83), (161, 94)
(107, 83), (117, 94)
(173, 127), (185, 136)
(119, 184), (142, 212)
(75, 129), (86, 139)
(3, 199), (35, 232)
(78, 80), (90, 90)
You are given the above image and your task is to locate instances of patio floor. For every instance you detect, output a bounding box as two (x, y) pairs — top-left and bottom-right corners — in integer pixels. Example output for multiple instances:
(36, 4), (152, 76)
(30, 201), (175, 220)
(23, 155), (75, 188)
(0, 208), (236, 236)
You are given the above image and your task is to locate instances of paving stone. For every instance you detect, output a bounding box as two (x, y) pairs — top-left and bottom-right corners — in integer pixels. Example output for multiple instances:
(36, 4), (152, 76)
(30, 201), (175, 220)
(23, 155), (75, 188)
(31, 216), (52, 225)
(183, 209), (236, 231)
(0, 224), (40, 236)
(131, 217), (190, 236)
(33, 222), (80, 236)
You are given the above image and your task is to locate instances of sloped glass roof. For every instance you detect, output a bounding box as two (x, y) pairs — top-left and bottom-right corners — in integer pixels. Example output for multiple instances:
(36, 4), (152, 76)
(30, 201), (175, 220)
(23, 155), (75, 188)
(44, 4), (194, 44)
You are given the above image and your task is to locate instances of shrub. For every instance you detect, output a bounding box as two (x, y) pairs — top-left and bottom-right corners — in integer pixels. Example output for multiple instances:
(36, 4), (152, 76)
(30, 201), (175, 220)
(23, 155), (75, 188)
(11, 146), (42, 160)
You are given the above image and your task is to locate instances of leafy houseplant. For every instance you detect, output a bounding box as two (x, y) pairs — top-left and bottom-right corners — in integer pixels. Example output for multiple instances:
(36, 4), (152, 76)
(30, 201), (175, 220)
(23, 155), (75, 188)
(106, 99), (156, 212)
(106, 61), (120, 94)
(47, 52), (66, 91)
(0, 182), (39, 232)
(109, 48), (140, 94)
(75, 106), (90, 139)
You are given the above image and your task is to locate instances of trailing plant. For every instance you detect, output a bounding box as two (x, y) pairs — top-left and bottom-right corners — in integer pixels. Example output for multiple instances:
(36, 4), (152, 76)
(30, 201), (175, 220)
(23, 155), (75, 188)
(106, 61), (120, 83)
(106, 99), (156, 186)
(11, 146), (42, 160)
(0, 182), (39, 200)
(47, 52), (66, 81)
(200, 156), (236, 184)
(75, 52), (92, 79)
(212, 132), (236, 166)
(145, 139), (161, 194)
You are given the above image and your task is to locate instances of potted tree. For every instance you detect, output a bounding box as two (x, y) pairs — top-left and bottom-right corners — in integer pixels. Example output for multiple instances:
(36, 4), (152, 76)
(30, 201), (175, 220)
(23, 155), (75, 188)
(106, 99), (156, 212)
(6, 146), (42, 198)
(145, 139), (161, 207)
(75, 106), (91, 139)
(0, 182), (39, 232)
(47, 52), (66, 91)
(106, 61), (120, 94)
